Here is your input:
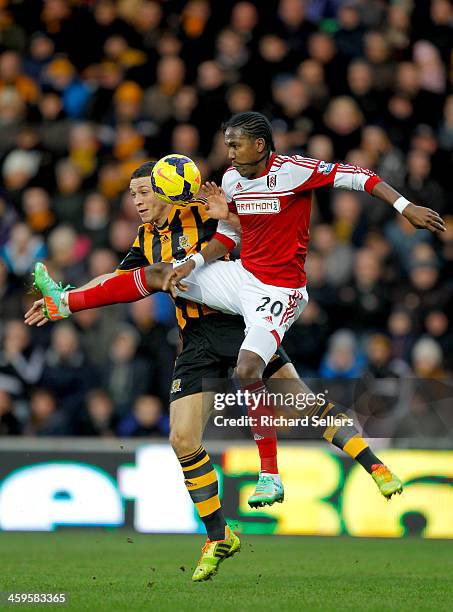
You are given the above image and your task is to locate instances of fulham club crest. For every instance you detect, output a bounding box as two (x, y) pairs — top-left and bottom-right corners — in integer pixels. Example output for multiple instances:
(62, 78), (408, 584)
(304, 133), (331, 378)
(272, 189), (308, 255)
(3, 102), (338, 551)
(267, 174), (277, 190)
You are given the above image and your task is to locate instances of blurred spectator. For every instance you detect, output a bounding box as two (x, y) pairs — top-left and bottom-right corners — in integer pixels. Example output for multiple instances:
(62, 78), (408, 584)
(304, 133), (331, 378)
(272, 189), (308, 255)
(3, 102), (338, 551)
(311, 224), (353, 287)
(360, 126), (405, 191)
(143, 55), (186, 124)
(23, 32), (55, 82)
(319, 329), (365, 379)
(0, 259), (23, 321)
(323, 96), (363, 158)
(0, 319), (45, 400)
(403, 149), (446, 214)
(277, 0), (316, 55)
(364, 334), (408, 379)
(22, 187), (56, 236)
(334, 2), (365, 59)
(44, 57), (91, 119)
(36, 91), (71, 154)
(338, 248), (390, 333)
(102, 324), (150, 416)
(387, 307), (417, 364)
(41, 323), (96, 419)
(363, 30), (394, 93)
(283, 300), (329, 376)
(117, 394), (168, 437)
(438, 95), (453, 151)
(356, 334), (409, 438)
(46, 224), (86, 285)
(215, 28), (250, 81)
(0, 50), (39, 104)
(307, 32), (347, 96)
(23, 388), (67, 436)
(52, 159), (85, 225)
(423, 309), (453, 372)
(385, 213), (431, 273)
(347, 60), (382, 122)
(80, 193), (111, 248)
(76, 389), (117, 437)
(411, 336), (446, 379)
(0, 223), (46, 278)
(128, 298), (176, 402)
(0, 389), (21, 435)
(331, 191), (366, 247)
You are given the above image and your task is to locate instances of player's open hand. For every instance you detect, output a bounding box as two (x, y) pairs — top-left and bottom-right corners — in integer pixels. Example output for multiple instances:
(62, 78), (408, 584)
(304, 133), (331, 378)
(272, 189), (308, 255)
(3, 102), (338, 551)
(403, 203), (446, 233)
(24, 299), (48, 327)
(161, 260), (193, 298)
(201, 182), (229, 220)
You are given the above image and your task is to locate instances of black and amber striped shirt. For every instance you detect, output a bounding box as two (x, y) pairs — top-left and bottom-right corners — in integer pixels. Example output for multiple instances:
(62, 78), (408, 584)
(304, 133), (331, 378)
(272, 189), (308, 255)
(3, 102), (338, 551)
(117, 201), (224, 330)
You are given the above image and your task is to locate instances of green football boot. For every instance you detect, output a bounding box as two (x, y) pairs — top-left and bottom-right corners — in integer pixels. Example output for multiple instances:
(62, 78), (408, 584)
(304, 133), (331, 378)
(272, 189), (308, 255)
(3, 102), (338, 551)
(192, 527), (241, 582)
(371, 464), (403, 499)
(33, 262), (71, 321)
(248, 472), (284, 508)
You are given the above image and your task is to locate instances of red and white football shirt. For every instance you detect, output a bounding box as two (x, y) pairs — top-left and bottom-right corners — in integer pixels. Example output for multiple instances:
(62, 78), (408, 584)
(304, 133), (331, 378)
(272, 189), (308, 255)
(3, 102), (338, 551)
(216, 153), (381, 288)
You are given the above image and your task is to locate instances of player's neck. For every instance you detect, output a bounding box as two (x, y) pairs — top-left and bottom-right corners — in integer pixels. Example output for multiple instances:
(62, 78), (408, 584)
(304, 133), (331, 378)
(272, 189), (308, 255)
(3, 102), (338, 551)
(244, 152), (271, 179)
(152, 203), (173, 227)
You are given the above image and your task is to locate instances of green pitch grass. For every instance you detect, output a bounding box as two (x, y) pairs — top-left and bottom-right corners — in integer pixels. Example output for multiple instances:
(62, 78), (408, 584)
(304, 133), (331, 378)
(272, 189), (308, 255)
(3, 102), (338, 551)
(1, 531), (452, 612)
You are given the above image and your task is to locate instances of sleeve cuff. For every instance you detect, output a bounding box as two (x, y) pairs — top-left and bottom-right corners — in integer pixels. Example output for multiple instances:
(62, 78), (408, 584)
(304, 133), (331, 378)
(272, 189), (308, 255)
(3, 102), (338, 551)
(213, 232), (236, 251)
(364, 175), (382, 194)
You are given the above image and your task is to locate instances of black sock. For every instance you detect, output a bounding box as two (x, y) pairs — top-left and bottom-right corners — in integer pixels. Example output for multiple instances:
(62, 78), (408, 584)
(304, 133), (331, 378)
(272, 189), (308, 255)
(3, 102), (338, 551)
(178, 445), (227, 541)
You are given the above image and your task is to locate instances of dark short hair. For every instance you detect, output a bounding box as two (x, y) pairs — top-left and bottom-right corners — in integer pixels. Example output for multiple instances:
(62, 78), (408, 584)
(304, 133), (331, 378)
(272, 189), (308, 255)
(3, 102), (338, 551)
(130, 161), (156, 179)
(222, 112), (275, 151)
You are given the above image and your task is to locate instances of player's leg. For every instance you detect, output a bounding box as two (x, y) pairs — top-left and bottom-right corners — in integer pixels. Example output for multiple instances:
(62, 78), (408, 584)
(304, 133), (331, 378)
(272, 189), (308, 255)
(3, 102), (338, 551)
(169, 392), (226, 541)
(269, 361), (403, 499)
(232, 273), (311, 507)
(170, 391), (240, 582)
(32, 261), (174, 320)
(32, 259), (242, 320)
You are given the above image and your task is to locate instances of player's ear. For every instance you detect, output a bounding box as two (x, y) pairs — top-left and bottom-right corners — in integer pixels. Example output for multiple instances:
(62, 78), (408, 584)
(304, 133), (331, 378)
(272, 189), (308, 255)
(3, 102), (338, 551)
(256, 138), (266, 153)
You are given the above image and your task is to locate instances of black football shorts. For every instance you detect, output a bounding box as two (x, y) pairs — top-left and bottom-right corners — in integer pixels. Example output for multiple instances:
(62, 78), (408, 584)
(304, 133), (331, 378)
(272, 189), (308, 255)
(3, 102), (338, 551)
(170, 313), (292, 400)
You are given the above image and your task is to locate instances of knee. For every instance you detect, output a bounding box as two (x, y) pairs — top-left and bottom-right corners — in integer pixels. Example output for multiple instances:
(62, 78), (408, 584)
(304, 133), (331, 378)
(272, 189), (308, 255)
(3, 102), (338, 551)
(235, 355), (264, 381)
(169, 428), (200, 457)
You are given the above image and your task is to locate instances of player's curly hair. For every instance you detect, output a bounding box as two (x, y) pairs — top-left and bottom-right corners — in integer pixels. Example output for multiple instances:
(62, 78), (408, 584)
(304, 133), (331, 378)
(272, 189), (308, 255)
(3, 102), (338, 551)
(131, 161), (156, 179)
(222, 112), (275, 152)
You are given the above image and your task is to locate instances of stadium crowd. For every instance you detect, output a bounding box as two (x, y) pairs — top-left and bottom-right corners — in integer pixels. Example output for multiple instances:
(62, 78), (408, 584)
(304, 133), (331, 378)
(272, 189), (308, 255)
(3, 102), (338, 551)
(0, 0), (452, 438)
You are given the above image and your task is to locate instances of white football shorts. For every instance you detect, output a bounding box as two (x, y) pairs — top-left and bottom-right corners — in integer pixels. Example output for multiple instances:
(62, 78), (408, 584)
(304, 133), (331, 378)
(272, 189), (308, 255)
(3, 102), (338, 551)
(174, 259), (308, 364)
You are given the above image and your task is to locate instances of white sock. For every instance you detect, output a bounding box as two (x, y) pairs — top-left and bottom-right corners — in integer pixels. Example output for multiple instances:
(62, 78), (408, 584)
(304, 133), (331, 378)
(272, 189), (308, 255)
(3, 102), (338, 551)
(59, 291), (72, 315)
(261, 471), (281, 483)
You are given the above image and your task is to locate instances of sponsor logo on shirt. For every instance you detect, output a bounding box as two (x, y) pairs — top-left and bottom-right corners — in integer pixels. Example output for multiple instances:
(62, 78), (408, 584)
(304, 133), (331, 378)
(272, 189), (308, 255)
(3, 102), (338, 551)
(235, 198), (281, 214)
(317, 161), (334, 174)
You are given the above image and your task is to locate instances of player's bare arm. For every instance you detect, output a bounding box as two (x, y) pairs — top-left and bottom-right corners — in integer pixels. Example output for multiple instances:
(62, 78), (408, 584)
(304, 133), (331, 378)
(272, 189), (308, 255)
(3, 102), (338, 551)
(371, 181), (446, 233)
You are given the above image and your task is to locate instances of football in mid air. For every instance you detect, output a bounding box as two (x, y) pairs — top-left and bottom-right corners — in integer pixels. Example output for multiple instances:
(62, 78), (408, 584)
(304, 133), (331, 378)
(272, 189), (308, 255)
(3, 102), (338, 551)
(151, 154), (201, 204)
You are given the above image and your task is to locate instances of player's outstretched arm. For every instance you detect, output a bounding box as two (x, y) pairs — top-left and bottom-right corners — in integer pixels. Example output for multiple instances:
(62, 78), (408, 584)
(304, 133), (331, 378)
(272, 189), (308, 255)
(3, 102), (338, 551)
(370, 181), (446, 234)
